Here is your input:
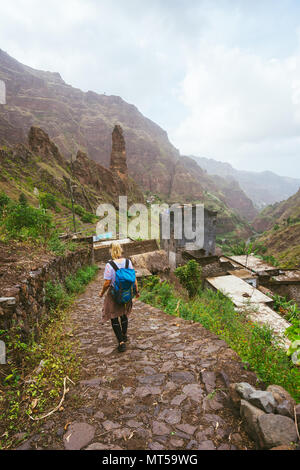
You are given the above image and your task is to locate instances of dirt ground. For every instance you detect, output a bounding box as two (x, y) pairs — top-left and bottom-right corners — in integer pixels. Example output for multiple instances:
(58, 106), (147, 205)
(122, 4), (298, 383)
(0, 241), (52, 295)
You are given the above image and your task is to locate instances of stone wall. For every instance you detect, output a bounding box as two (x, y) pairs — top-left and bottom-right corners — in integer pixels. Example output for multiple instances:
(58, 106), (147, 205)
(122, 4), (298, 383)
(201, 261), (229, 282)
(0, 245), (93, 341)
(130, 250), (169, 275)
(94, 239), (159, 263)
(263, 283), (300, 308)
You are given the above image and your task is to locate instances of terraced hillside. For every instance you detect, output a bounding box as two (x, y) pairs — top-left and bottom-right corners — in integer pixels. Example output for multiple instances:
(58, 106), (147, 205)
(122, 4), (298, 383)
(253, 189), (300, 268)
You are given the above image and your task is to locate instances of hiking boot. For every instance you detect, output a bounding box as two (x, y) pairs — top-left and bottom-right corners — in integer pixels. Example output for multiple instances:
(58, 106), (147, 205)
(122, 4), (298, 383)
(118, 342), (126, 353)
(123, 335), (128, 343)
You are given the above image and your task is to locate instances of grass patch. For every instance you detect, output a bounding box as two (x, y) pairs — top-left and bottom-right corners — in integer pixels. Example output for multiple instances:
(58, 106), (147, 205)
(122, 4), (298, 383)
(140, 276), (300, 402)
(0, 190), (80, 257)
(0, 264), (99, 449)
(46, 233), (78, 256)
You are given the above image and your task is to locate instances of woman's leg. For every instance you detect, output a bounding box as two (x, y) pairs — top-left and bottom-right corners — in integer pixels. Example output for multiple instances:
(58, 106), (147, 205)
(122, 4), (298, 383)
(111, 317), (124, 344)
(120, 314), (128, 340)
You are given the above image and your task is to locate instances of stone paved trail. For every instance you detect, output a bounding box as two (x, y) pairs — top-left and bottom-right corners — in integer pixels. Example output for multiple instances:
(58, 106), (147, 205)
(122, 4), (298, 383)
(20, 266), (261, 450)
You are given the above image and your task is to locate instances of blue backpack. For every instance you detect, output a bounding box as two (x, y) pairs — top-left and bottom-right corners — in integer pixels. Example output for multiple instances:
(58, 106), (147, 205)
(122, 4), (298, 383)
(109, 259), (136, 304)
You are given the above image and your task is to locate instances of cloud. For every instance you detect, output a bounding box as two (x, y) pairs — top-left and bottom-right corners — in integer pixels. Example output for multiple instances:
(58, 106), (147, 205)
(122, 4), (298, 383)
(171, 38), (300, 176)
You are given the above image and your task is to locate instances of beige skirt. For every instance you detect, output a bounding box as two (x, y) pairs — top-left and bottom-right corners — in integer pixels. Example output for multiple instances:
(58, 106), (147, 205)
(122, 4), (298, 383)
(101, 288), (133, 323)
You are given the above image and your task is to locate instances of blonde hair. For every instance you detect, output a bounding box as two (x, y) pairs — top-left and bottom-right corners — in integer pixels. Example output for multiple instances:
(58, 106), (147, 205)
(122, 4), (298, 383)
(110, 241), (123, 260)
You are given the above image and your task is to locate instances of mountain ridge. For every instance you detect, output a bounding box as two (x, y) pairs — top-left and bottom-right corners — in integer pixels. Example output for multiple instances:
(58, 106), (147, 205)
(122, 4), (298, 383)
(191, 155), (300, 209)
(0, 49), (258, 238)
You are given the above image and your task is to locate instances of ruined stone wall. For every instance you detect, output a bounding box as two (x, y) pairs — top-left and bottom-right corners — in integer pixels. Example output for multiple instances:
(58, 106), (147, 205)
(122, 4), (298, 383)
(94, 239), (159, 263)
(201, 261), (228, 281)
(266, 284), (300, 308)
(130, 250), (169, 275)
(0, 245), (93, 340)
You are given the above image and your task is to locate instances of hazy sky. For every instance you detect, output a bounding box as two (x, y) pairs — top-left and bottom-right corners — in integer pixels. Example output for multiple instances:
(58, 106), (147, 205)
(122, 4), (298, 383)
(1, 0), (300, 177)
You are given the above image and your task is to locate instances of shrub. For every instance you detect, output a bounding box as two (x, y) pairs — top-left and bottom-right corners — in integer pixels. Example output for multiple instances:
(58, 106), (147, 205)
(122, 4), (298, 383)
(39, 192), (58, 211)
(47, 233), (77, 256)
(18, 193), (28, 206)
(272, 294), (300, 342)
(229, 241), (260, 256)
(47, 234), (67, 256)
(65, 265), (98, 294)
(257, 254), (280, 267)
(174, 260), (202, 298)
(0, 191), (11, 218)
(64, 202), (97, 224)
(80, 212), (97, 224)
(45, 281), (71, 312)
(2, 203), (53, 240)
(45, 265), (99, 311)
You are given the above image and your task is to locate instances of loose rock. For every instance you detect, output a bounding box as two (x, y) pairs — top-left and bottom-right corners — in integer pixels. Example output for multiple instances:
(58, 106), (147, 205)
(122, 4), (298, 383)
(248, 391), (276, 413)
(63, 422), (95, 450)
(257, 414), (298, 449)
(240, 399), (265, 441)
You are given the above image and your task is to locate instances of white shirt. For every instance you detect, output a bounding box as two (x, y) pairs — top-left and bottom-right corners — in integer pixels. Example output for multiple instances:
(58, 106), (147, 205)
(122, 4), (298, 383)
(104, 258), (134, 286)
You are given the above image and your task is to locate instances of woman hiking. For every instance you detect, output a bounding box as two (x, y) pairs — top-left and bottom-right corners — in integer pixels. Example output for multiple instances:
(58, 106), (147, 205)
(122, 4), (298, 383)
(99, 241), (139, 352)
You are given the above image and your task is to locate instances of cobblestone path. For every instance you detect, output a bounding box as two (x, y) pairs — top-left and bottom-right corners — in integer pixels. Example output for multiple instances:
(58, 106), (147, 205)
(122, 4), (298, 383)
(17, 267), (260, 450)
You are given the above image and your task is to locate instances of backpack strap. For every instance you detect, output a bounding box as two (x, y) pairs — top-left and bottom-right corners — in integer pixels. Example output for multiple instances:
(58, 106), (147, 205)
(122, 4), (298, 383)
(109, 260), (119, 272)
(125, 258), (129, 269)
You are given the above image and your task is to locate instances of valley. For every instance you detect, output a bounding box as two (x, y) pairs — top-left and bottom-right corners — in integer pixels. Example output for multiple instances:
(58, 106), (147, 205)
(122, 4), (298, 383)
(0, 43), (299, 455)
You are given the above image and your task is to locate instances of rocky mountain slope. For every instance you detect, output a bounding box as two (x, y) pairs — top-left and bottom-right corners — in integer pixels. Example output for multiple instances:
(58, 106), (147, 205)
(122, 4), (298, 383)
(0, 49), (257, 238)
(0, 48), (179, 196)
(0, 125), (144, 235)
(192, 156), (300, 209)
(253, 189), (300, 268)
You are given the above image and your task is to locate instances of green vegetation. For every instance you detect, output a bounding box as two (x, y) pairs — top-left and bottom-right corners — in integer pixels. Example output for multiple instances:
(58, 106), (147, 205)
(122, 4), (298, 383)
(46, 232), (78, 256)
(0, 190), (79, 256)
(0, 191), (11, 217)
(174, 260), (202, 298)
(286, 216), (300, 226)
(271, 294), (300, 363)
(1, 200), (52, 241)
(45, 265), (99, 311)
(253, 189), (300, 269)
(0, 264), (98, 449)
(39, 192), (60, 212)
(227, 240), (262, 256)
(64, 202), (98, 224)
(222, 240), (280, 267)
(140, 266), (300, 402)
(287, 341), (300, 366)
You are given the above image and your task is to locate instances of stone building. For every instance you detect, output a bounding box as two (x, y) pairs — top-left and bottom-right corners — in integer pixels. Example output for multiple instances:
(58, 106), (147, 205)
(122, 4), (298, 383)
(159, 204), (218, 269)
